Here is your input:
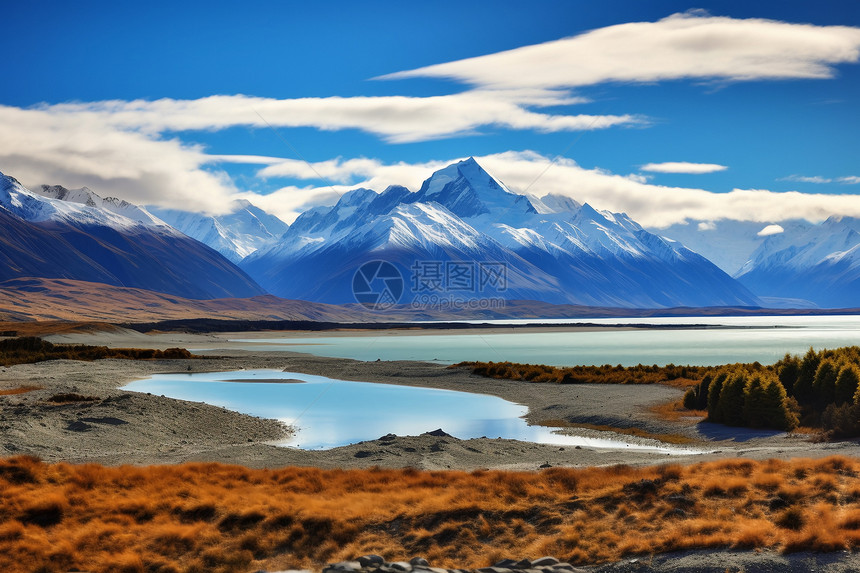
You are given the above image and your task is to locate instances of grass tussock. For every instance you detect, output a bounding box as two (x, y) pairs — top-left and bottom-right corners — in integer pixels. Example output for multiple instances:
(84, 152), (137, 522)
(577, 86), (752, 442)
(4, 457), (860, 572)
(649, 398), (706, 422)
(0, 336), (195, 367)
(453, 360), (710, 387)
(0, 386), (41, 396)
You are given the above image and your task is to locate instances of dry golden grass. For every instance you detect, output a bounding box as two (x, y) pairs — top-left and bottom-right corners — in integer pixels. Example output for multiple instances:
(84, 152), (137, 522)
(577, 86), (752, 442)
(0, 386), (41, 396)
(455, 361), (709, 387)
(4, 457), (860, 572)
(0, 321), (119, 337)
(0, 337), (195, 367)
(649, 398), (706, 422)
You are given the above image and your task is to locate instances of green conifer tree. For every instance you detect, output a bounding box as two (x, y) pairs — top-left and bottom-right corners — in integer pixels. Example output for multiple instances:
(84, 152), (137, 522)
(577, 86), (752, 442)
(762, 376), (799, 431)
(743, 374), (768, 428)
(813, 359), (839, 410)
(707, 370), (728, 422)
(718, 371), (747, 427)
(777, 354), (800, 397)
(836, 364), (860, 406)
(696, 375), (712, 410)
(793, 348), (820, 404)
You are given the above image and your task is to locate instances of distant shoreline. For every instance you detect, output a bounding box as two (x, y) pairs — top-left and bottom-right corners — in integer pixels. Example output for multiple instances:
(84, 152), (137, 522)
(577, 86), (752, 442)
(3, 328), (860, 470)
(119, 317), (804, 334)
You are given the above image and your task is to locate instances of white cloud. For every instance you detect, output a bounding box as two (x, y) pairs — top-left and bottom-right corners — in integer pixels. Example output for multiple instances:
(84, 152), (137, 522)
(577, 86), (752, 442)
(698, 221), (717, 231)
(641, 162), (728, 174)
(781, 174), (860, 185)
(256, 156), (454, 189)
(475, 152), (860, 227)
(236, 158), (457, 222)
(781, 174), (833, 183)
(757, 224), (785, 236)
(35, 92), (637, 145)
(1, 12), (858, 220)
(234, 185), (345, 223)
(0, 105), (238, 214)
(382, 12), (860, 90)
(0, 90), (637, 214)
(223, 151), (860, 227)
(205, 154), (285, 165)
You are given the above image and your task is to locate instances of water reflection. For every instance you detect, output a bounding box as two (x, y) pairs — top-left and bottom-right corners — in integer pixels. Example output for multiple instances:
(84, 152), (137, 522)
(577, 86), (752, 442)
(226, 315), (860, 367)
(122, 369), (690, 453)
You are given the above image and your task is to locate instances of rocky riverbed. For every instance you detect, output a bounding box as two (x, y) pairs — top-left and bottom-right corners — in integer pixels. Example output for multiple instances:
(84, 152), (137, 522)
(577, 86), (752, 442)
(260, 551), (860, 573)
(2, 328), (860, 468)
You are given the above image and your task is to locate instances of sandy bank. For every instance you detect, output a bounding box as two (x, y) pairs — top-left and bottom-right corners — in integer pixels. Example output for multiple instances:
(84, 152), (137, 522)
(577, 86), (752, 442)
(0, 329), (857, 469)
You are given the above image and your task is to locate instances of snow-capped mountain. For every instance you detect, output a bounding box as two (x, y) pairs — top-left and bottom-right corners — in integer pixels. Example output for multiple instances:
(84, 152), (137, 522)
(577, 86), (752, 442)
(658, 219), (814, 276)
(735, 216), (860, 308)
(149, 201), (289, 263)
(35, 184), (168, 228)
(242, 158), (760, 308)
(0, 171), (265, 300)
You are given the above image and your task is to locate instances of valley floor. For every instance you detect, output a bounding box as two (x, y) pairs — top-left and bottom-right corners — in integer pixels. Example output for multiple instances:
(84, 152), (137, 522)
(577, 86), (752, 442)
(1, 328), (859, 469)
(8, 328), (860, 572)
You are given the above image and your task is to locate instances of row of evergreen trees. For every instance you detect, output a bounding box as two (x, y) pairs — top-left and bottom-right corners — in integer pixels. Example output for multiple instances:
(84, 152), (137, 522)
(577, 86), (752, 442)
(0, 337), (193, 366)
(683, 347), (860, 433)
(683, 369), (798, 430)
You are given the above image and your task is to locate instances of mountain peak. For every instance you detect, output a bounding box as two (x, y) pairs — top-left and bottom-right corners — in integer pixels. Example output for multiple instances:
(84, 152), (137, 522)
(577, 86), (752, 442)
(420, 157), (504, 196)
(336, 187), (377, 208)
(412, 158), (536, 219)
(540, 193), (582, 214)
(232, 198), (253, 210)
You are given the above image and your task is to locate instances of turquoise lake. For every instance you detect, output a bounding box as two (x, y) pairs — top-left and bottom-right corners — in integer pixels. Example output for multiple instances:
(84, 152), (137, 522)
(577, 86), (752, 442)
(121, 369), (688, 453)
(138, 315), (860, 451)
(223, 315), (860, 367)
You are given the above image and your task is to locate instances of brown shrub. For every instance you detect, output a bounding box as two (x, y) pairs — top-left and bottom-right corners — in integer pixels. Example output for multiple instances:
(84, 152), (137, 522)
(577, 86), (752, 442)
(19, 495), (68, 527)
(776, 507), (806, 530)
(3, 456), (860, 572)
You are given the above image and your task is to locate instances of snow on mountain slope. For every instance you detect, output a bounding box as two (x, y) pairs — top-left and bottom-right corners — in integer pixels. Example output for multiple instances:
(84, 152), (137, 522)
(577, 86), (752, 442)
(0, 174), (176, 233)
(0, 170), (265, 299)
(735, 216), (860, 308)
(36, 185), (168, 227)
(1, 172), (64, 222)
(243, 158), (760, 308)
(362, 202), (484, 251)
(149, 201), (289, 263)
(738, 217), (860, 274)
(406, 157), (536, 219)
(659, 219), (815, 275)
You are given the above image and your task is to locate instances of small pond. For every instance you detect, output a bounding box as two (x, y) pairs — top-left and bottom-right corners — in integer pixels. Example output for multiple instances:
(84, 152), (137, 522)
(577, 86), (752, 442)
(122, 369), (693, 453)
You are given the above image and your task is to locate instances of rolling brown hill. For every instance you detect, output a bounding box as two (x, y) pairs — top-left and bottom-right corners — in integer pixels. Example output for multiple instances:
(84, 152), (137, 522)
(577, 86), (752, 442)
(1, 277), (853, 327)
(0, 278), (375, 323)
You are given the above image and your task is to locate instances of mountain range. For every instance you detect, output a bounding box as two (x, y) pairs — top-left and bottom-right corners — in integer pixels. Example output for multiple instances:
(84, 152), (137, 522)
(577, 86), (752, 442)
(660, 217), (860, 308)
(734, 216), (860, 309)
(0, 172), (264, 300)
(149, 202), (289, 264)
(241, 158), (759, 308)
(2, 159), (860, 311)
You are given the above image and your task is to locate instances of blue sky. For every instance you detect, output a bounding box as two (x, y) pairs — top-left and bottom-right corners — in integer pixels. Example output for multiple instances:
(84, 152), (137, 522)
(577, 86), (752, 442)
(2, 1), (860, 227)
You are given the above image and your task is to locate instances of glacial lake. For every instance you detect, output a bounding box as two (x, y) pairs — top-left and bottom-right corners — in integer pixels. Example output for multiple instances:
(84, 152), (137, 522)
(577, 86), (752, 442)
(122, 369), (689, 453)
(223, 315), (860, 367)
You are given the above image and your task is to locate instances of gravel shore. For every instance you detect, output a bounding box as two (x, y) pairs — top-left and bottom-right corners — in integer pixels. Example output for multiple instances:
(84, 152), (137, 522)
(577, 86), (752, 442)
(311, 550), (860, 573)
(1, 329), (859, 469)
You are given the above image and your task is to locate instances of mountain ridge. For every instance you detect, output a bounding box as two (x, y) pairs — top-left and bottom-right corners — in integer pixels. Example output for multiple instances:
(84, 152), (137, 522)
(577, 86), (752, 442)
(149, 201), (289, 263)
(242, 158), (760, 309)
(0, 171), (266, 300)
(735, 216), (860, 308)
